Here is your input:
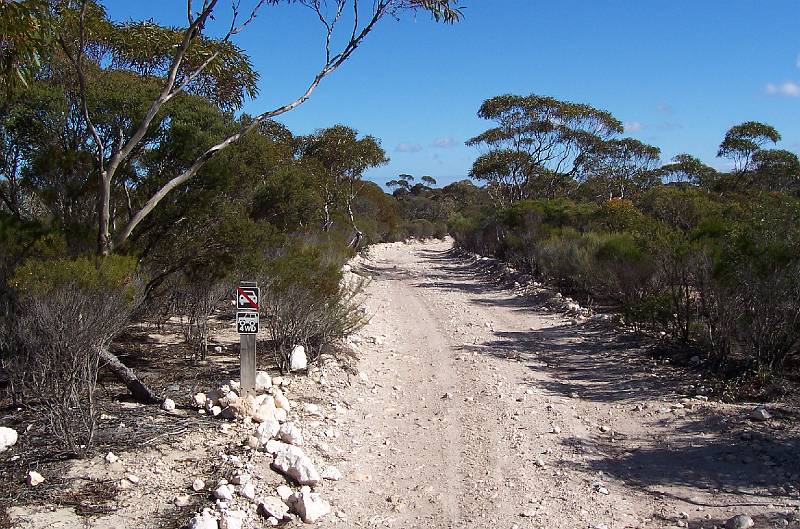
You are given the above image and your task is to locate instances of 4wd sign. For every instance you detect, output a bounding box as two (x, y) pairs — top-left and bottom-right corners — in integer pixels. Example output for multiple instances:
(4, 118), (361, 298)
(237, 311), (259, 335)
(236, 286), (260, 310)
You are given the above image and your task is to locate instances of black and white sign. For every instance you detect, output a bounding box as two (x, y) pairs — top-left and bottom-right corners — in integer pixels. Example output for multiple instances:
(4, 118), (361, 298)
(237, 311), (259, 335)
(236, 286), (260, 310)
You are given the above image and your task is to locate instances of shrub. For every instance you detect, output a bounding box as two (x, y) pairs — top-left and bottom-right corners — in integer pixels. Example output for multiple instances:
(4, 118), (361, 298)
(9, 255), (143, 452)
(262, 245), (366, 371)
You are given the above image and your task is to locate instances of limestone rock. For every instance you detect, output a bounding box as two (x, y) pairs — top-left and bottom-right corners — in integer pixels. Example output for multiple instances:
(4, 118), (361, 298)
(278, 422), (304, 446)
(105, 452), (119, 464)
(256, 419), (281, 442)
(289, 491), (330, 523)
(259, 497), (290, 520)
(321, 466), (342, 481)
(214, 484), (235, 501)
(241, 482), (256, 501)
(290, 346), (308, 371)
(271, 445), (321, 485)
(188, 509), (219, 529)
(161, 398), (176, 412)
(174, 495), (192, 507)
(26, 470), (44, 486)
(193, 393), (208, 407)
(220, 510), (245, 529)
(0, 427), (18, 453)
(192, 478), (205, 492)
(255, 371), (272, 392)
(276, 485), (293, 501)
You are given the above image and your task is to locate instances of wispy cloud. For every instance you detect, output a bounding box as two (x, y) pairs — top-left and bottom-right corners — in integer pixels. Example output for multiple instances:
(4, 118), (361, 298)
(656, 103), (673, 115)
(431, 137), (457, 149)
(796, 53), (800, 68)
(624, 121), (645, 133)
(765, 81), (800, 97)
(395, 142), (423, 153)
(659, 122), (684, 131)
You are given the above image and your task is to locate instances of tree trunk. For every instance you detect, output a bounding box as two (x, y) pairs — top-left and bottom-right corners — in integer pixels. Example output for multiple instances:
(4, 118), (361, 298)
(100, 348), (160, 403)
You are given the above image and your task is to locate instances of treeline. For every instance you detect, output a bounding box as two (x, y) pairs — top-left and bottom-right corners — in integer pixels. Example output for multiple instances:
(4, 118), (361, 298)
(0, 1), (453, 451)
(450, 94), (800, 383)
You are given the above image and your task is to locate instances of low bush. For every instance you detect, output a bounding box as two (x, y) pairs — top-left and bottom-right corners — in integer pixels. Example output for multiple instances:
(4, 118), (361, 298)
(8, 255), (143, 452)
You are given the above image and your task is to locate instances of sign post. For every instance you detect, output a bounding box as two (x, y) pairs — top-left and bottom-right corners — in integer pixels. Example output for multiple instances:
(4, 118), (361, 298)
(237, 281), (260, 396)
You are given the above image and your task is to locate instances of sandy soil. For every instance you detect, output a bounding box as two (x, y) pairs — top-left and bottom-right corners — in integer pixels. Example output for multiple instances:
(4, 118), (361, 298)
(325, 239), (800, 529)
(7, 238), (800, 529)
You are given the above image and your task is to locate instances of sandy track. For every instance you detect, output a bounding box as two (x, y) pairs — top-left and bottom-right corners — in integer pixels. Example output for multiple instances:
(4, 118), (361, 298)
(325, 239), (800, 529)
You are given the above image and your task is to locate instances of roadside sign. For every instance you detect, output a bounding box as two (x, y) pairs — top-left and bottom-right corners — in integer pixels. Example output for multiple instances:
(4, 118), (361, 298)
(237, 311), (259, 335)
(237, 286), (260, 310)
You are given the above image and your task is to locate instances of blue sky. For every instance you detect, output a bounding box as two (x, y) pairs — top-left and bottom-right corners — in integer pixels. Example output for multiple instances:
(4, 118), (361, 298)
(106, 1), (800, 187)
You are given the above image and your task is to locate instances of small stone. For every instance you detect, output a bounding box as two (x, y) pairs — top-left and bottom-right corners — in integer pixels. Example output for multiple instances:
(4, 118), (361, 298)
(289, 345), (308, 371)
(192, 478), (206, 491)
(0, 427), (18, 452)
(193, 393), (207, 407)
(599, 425), (611, 433)
(750, 407), (771, 421)
(241, 482), (256, 501)
(188, 509), (219, 529)
(26, 470), (44, 486)
(231, 473), (250, 485)
(255, 371), (272, 392)
(321, 466), (342, 481)
(161, 398), (176, 412)
(105, 451), (119, 464)
(214, 484), (235, 501)
(126, 474), (140, 484)
(220, 509), (245, 529)
(259, 497), (290, 520)
(278, 422), (304, 446)
(276, 485), (293, 501)
(289, 491), (330, 523)
(726, 514), (754, 529)
(271, 445), (321, 485)
(174, 494), (192, 507)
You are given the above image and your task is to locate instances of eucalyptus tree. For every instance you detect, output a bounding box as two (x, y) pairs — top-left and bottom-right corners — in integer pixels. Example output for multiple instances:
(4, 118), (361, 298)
(302, 125), (388, 244)
(466, 94), (623, 204)
(717, 121), (780, 174)
(55, 0), (462, 256)
(581, 138), (661, 200)
(659, 154), (719, 188)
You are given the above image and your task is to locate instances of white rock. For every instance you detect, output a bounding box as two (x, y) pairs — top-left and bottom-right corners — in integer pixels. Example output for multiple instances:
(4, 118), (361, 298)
(192, 478), (206, 491)
(272, 376), (284, 387)
(271, 445), (321, 485)
(278, 423), (304, 446)
(193, 393), (207, 407)
(290, 345), (308, 371)
(231, 473), (250, 485)
(276, 485), (293, 501)
(188, 509), (219, 529)
(274, 408), (288, 423)
(321, 466), (342, 481)
(211, 406), (223, 417)
(290, 491), (331, 523)
(174, 495), (192, 507)
(241, 482), (256, 501)
(161, 398), (176, 412)
(220, 509), (245, 529)
(274, 390), (291, 411)
(105, 452), (119, 464)
(259, 497), (290, 520)
(342, 264), (352, 273)
(256, 419), (281, 442)
(255, 371), (272, 392)
(0, 427), (18, 452)
(214, 484), (235, 501)
(126, 474), (140, 484)
(26, 470), (44, 486)
(265, 439), (291, 455)
(750, 406), (771, 421)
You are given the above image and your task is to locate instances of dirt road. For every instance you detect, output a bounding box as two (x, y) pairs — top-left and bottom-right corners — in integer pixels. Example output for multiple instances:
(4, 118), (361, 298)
(324, 239), (800, 529)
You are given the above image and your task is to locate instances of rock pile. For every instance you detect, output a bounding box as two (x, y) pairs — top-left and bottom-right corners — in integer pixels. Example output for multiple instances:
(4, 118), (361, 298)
(183, 370), (335, 526)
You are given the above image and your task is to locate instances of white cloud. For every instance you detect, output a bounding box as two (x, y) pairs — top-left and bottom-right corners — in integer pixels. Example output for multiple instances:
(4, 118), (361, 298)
(623, 121), (644, 133)
(432, 137), (457, 148)
(656, 103), (673, 115)
(395, 142), (423, 153)
(765, 81), (800, 97)
(796, 53), (800, 68)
